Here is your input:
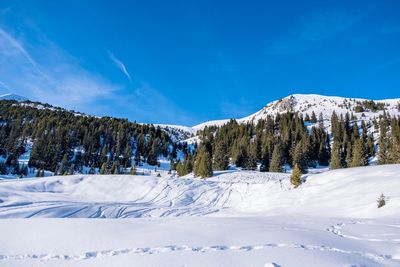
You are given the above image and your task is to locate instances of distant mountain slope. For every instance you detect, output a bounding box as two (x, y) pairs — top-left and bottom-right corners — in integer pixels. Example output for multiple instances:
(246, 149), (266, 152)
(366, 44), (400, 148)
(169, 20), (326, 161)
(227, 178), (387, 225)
(0, 93), (29, 102)
(191, 94), (400, 133)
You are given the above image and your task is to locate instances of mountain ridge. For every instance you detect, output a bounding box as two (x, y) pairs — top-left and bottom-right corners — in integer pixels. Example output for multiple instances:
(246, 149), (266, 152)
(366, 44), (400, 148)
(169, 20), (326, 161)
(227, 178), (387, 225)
(190, 94), (400, 133)
(2, 92), (399, 134)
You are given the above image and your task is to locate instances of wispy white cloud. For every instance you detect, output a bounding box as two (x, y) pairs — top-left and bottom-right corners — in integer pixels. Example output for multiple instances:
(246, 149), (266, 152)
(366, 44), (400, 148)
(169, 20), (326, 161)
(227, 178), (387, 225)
(0, 80), (10, 91)
(0, 24), (195, 124)
(0, 25), (120, 109)
(0, 26), (37, 68)
(107, 50), (132, 81)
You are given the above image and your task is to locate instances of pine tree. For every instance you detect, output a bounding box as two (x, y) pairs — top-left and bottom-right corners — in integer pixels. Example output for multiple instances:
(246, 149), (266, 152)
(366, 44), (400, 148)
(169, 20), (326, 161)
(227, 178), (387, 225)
(243, 143), (257, 170)
(68, 164), (75, 175)
(175, 154), (193, 177)
(350, 138), (368, 167)
(317, 142), (329, 166)
(176, 161), (187, 176)
(330, 141), (343, 169)
(378, 116), (390, 164)
(232, 138), (248, 168)
(269, 144), (283, 172)
(345, 141), (352, 167)
(123, 144), (132, 168)
(292, 141), (308, 173)
(367, 135), (375, 158)
(100, 145), (108, 164)
(310, 111), (317, 123)
(304, 113), (310, 122)
(390, 136), (400, 163)
(213, 138), (229, 170)
(100, 162), (108, 174)
(259, 148), (270, 172)
(193, 146), (213, 178)
(111, 160), (120, 174)
(390, 118), (400, 163)
(318, 113), (324, 129)
(331, 111), (340, 140)
(290, 164), (302, 188)
(58, 153), (69, 175)
(147, 140), (159, 166)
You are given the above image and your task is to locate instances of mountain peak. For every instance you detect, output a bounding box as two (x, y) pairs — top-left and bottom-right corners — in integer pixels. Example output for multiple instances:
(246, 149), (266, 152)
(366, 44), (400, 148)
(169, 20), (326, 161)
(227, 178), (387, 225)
(190, 94), (400, 133)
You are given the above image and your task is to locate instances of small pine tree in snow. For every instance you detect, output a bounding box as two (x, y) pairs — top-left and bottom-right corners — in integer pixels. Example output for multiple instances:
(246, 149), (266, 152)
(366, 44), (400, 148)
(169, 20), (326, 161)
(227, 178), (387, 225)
(290, 164), (302, 188)
(377, 194), (386, 208)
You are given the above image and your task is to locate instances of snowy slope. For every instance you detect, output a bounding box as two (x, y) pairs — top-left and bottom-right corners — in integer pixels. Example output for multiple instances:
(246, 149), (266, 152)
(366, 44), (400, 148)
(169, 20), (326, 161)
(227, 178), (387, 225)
(1, 165), (400, 266)
(0, 165), (399, 219)
(2, 216), (399, 267)
(243, 94), (400, 122)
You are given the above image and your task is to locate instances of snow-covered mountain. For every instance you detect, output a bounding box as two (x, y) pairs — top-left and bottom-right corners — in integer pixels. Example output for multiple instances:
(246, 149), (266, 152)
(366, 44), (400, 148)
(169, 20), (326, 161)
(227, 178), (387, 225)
(3, 92), (400, 138)
(191, 94), (400, 133)
(0, 93), (29, 102)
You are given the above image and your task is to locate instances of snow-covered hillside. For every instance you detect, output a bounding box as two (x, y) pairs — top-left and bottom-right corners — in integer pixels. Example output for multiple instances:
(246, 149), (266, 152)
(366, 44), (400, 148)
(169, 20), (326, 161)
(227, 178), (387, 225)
(190, 94), (400, 133)
(1, 165), (400, 266)
(0, 165), (398, 218)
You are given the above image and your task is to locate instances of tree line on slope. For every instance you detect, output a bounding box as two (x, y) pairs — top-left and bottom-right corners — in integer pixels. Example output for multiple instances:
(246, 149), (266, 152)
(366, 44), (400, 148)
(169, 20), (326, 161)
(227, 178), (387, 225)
(1, 100), (400, 181)
(0, 100), (190, 176)
(182, 111), (400, 180)
(177, 112), (331, 177)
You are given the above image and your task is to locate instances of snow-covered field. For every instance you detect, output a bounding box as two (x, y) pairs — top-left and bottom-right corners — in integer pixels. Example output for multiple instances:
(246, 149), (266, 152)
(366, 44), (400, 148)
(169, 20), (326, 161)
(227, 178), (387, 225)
(1, 165), (400, 266)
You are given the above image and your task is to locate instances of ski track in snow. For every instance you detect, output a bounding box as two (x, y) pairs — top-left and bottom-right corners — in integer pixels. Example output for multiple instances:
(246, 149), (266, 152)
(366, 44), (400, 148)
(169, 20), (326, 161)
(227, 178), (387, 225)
(0, 172), (287, 218)
(327, 220), (400, 243)
(0, 241), (392, 263)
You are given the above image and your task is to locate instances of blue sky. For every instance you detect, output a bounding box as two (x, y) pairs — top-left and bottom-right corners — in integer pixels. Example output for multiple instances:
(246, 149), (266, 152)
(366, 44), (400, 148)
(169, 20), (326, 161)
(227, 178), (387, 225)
(0, 0), (399, 125)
